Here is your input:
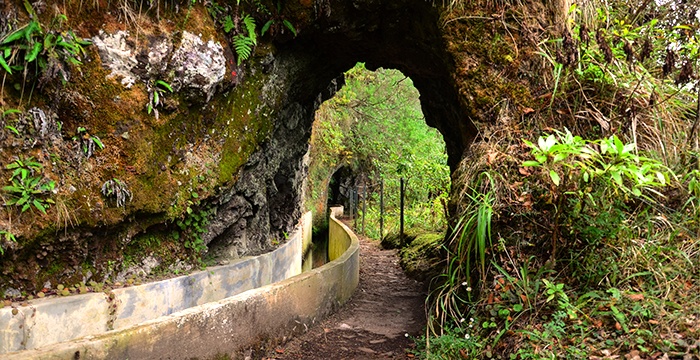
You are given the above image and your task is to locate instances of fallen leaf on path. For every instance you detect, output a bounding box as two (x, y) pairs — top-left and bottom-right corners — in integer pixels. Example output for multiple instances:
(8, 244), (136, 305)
(519, 167), (531, 176)
(627, 293), (644, 301)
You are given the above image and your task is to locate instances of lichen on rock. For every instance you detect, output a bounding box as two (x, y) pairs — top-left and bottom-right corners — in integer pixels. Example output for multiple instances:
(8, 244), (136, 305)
(169, 31), (227, 102)
(93, 29), (226, 103)
(92, 30), (139, 88)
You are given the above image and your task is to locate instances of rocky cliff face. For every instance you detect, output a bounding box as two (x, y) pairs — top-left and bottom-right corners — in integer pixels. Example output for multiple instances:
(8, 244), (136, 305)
(0, 0), (557, 294)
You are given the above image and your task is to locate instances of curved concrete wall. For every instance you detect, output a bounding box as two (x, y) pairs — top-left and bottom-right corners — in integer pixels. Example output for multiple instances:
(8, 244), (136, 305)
(2, 210), (360, 359)
(0, 212), (313, 355)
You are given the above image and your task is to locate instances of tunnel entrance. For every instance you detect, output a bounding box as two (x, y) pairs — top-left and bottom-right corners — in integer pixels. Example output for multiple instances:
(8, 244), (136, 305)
(302, 63), (450, 272)
(205, 0), (476, 271)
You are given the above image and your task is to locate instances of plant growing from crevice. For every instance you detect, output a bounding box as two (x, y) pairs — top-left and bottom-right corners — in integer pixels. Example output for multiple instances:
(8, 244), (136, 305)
(0, 229), (17, 255)
(73, 126), (104, 158)
(0, 4), (91, 84)
(231, 12), (257, 65)
(260, 1), (297, 38)
(146, 79), (173, 120)
(172, 192), (214, 254)
(2, 109), (22, 138)
(101, 178), (132, 208)
(2, 156), (55, 214)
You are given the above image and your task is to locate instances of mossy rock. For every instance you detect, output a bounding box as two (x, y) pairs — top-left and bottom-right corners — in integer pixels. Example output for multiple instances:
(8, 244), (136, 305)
(398, 232), (444, 282)
(380, 227), (423, 249)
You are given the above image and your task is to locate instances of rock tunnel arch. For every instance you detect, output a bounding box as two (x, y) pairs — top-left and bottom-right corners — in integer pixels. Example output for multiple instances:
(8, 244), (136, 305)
(0, 0), (487, 293)
(272, 0), (476, 170)
(254, 0), (479, 236)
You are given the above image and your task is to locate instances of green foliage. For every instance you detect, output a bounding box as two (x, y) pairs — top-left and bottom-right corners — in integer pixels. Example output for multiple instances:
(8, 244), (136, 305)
(74, 127), (104, 158)
(172, 193), (213, 254)
(260, 1), (297, 37)
(523, 130), (670, 199)
(147, 80), (174, 119)
(2, 157), (55, 214)
(101, 179), (132, 208)
(0, 7), (91, 82)
(0, 230), (17, 256)
(427, 172), (493, 331)
(232, 14), (257, 66)
(309, 63), (450, 236)
(413, 324), (484, 359)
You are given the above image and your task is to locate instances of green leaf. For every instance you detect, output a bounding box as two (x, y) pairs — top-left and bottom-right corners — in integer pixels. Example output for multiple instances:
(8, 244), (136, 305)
(156, 80), (173, 92)
(261, 20), (274, 36)
(5, 125), (19, 136)
(0, 55), (12, 75)
(282, 20), (297, 37)
(549, 170), (561, 186)
(522, 160), (541, 167)
(611, 171), (623, 186)
(1, 24), (29, 45)
(553, 153), (567, 163)
(2, 109), (21, 117)
(25, 41), (42, 62)
(91, 136), (104, 150)
(33, 199), (46, 214)
(223, 15), (235, 33)
(242, 14), (257, 45)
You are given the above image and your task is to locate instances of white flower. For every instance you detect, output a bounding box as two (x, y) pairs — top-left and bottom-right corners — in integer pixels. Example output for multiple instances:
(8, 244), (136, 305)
(469, 318), (474, 322)
(464, 334), (471, 339)
(460, 318), (465, 323)
(405, 333), (409, 337)
(466, 287), (472, 292)
(462, 282), (468, 286)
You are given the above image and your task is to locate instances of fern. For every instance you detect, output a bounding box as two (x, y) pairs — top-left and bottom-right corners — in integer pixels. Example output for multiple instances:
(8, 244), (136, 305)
(242, 14), (257, 45)
(223, 15), (235, 33)
(233, 34), (255, 65)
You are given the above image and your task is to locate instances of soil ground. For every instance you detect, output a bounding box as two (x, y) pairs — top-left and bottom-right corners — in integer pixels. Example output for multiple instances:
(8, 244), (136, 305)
(264, 223), (427, 360)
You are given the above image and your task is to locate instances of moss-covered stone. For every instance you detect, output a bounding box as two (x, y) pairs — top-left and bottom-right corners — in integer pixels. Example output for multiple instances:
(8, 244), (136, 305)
(398, 232), (444, 282)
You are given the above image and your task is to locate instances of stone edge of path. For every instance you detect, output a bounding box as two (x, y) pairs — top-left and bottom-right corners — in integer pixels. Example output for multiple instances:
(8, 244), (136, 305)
(0, 212), (312, 354)
(2, 210), (360, 359)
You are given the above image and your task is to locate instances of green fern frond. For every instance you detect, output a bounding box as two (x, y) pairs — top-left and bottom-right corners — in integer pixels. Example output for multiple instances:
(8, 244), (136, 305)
(242, 14), (257, 45)
(233, 34), (255, 65)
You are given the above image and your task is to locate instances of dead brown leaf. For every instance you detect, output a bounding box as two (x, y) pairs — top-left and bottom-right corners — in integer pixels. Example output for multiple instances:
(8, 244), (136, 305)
(627, 293), (644, 302)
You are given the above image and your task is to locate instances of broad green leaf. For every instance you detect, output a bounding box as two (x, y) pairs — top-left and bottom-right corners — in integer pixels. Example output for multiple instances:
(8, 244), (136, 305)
(522, 160), (541, 167)
(611, 171), (623, 186)
(33, 200), (46, 214)
(549, 170), (561, 186)
(553, 153), (567, 163)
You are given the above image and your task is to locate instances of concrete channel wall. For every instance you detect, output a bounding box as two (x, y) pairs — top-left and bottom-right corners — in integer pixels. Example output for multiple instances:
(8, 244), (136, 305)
(2, 209), (360, 359)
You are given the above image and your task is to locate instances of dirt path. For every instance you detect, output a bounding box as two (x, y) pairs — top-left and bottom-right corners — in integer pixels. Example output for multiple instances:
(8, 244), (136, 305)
(265, 227), (427, 359)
